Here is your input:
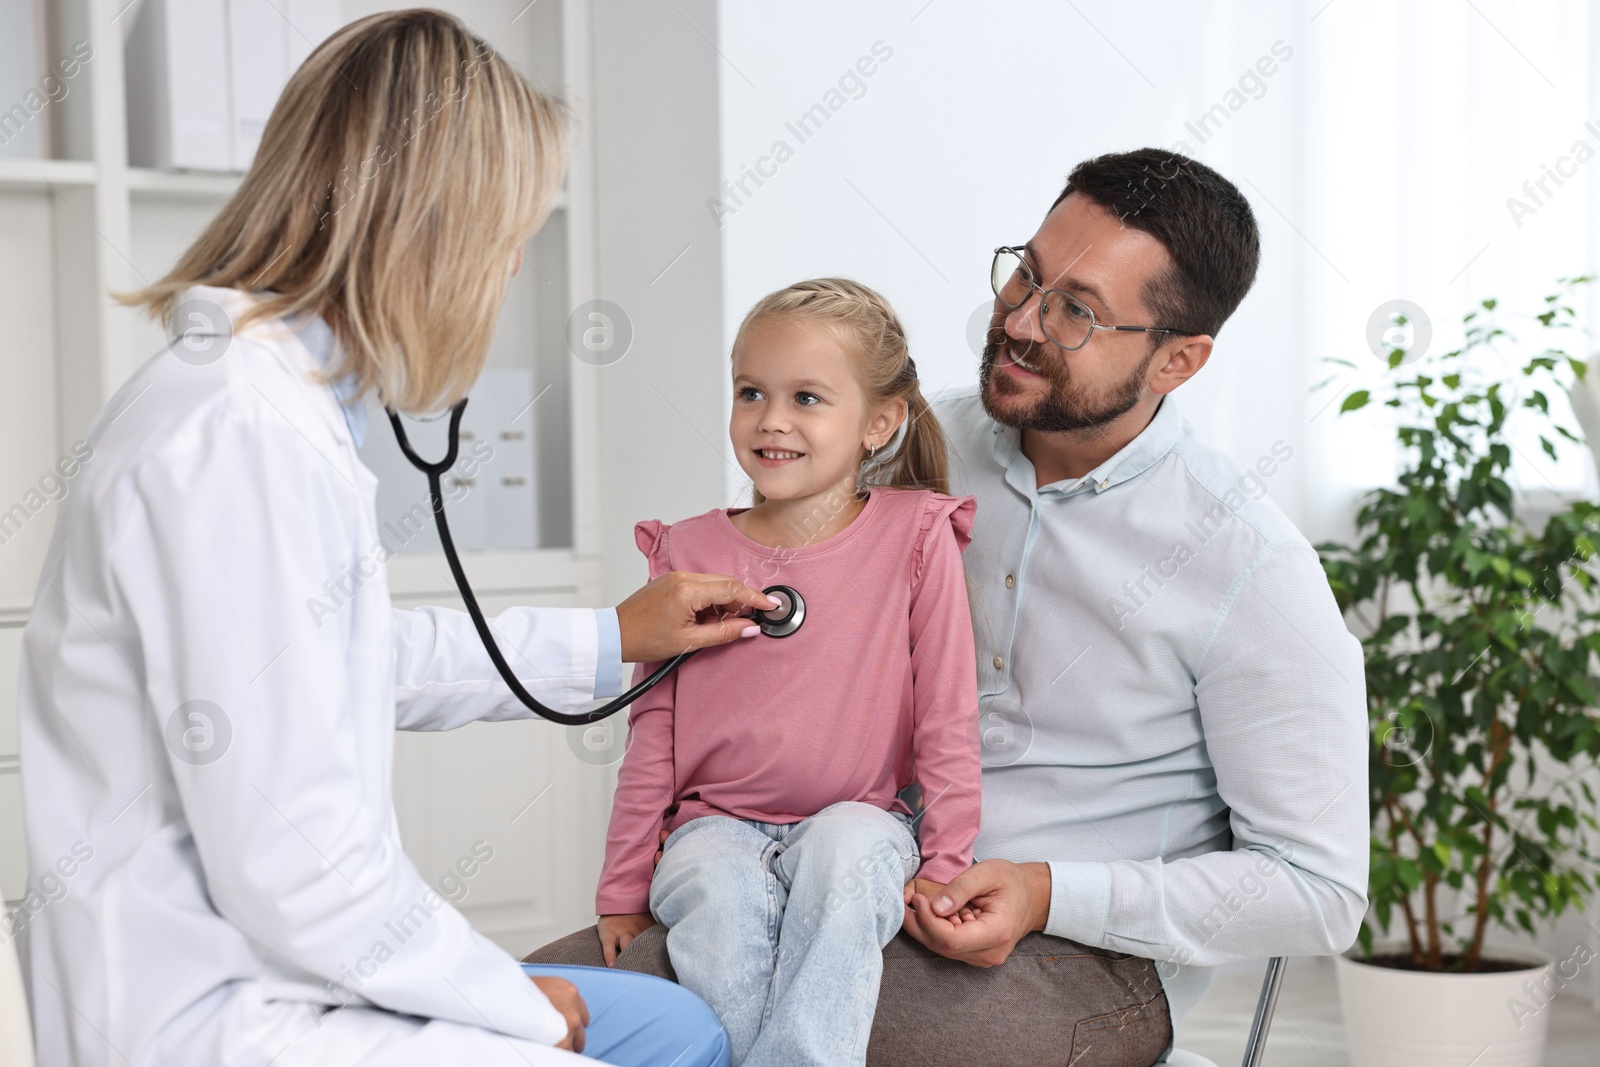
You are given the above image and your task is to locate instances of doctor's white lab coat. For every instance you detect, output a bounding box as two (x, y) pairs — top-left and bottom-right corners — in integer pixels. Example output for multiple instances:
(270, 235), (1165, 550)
(17, 286), (610, 1066)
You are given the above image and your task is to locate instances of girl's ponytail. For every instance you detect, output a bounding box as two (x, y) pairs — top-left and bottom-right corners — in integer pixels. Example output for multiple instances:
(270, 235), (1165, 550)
(870, 363), (949, 495)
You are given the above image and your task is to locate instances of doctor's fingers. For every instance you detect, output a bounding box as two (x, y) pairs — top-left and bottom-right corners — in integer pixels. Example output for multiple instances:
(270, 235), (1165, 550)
(529, 975), (586, 1019)
(615, 573), (776, 661)
(529, 976), (589, 1051)
(679, 574), (782, 618)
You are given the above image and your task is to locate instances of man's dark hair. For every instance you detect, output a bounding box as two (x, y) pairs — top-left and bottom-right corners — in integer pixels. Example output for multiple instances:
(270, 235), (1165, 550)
(1051, 148), (1260, 340)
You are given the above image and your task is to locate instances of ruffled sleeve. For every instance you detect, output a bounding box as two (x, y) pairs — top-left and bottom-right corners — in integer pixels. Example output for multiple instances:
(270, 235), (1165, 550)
(910, 492), (977, 593)
(634, 519), (673, 581)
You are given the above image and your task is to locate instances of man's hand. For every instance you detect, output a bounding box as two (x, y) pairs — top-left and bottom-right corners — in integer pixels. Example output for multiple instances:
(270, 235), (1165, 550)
(616, 573), (780, 663)
(903, 878), (977, 923)
(901, 859), (1051, 968)
(597, 912), (657, 967)
(529, 975), (589, 1052)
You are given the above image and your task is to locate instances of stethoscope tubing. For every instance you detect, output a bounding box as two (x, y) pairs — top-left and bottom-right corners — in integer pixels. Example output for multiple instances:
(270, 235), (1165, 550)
(387, 399), (693, 726)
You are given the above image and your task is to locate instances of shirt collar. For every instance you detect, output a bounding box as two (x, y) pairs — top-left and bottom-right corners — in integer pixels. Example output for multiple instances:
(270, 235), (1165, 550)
(291, 313), (368, 448)
(989, 394), (1183, 499)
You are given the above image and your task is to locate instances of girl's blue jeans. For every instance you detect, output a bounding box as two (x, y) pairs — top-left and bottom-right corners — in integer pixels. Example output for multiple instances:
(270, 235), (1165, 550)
(648, 801), (921, 1067)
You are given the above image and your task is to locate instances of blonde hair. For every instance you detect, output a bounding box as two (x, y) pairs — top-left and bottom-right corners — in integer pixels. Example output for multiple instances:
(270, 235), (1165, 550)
(732, 278), (949, 503)
(117, 8), (569, 413)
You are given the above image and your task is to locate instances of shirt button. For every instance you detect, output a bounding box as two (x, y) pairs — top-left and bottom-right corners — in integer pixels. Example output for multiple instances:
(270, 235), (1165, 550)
(1005, 574), (1016, 589)
(1098, 479), (1109, 489)
(993, 655), (1004, 670)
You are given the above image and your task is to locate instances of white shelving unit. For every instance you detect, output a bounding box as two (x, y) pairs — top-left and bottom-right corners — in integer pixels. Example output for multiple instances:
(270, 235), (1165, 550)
(0, 0), (615, 955)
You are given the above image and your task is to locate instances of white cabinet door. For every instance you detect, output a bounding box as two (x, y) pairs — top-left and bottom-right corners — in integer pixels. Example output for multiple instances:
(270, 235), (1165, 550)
(390, 589), (614, 957)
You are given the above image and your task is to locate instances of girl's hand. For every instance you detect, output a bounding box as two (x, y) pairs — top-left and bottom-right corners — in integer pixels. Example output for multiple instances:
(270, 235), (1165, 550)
(903, 878), (977, 923)
(654, 825), (670, 867)
(598, 912), (657, 966)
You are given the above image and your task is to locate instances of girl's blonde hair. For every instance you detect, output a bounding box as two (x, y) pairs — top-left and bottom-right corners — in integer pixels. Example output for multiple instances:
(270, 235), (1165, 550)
(117, 8), (568, 413)
(732, 278), (949, 503)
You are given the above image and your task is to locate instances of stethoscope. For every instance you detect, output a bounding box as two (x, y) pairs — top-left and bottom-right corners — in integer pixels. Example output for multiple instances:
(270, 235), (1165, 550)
(387, 398), (806, 725)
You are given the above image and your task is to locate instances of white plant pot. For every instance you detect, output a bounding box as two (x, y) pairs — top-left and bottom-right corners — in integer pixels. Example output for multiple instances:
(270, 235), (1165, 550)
(1335, 943), (1553, 1067)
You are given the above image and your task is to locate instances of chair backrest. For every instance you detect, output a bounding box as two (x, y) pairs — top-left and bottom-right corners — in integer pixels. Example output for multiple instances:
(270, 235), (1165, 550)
(0, 933), (35, 1067)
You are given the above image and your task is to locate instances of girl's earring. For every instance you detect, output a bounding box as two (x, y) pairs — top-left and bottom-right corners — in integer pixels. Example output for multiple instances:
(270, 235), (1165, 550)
(868, 443), (878, 458)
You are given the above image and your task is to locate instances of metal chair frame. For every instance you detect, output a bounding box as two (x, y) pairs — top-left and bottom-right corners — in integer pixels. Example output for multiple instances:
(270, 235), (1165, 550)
(1239, 956), (1287, 1067)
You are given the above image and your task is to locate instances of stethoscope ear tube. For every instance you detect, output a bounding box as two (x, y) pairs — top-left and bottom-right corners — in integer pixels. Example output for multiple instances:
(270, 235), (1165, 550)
(388, 399), (693, 725)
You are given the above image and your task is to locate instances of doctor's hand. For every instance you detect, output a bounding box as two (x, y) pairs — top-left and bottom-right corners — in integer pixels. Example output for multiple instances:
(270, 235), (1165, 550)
(901, 859), (1052, 968)
(598, 912), (657, 966)
(616, 573), (780, 662)
(529, 975), (588, 1053)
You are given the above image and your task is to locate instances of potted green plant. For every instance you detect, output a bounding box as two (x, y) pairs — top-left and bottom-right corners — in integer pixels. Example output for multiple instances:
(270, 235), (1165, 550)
(1316, 277), (1600, 1067)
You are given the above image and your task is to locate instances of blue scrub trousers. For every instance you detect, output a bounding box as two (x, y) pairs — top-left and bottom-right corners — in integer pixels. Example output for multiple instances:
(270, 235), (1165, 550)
(521, 962), (731, 1067)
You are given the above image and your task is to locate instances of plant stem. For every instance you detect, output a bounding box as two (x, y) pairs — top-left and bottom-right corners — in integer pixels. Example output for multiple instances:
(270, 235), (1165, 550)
(1398, 889), (1423, 965)
(1464, 718), (1515, 971)
(1423, 871), (1442, 969)
(1383, 794), (1426, 961)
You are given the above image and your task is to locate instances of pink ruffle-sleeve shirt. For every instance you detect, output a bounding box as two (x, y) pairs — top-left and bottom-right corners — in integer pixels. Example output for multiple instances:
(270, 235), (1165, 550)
(596, 487), (982, 914)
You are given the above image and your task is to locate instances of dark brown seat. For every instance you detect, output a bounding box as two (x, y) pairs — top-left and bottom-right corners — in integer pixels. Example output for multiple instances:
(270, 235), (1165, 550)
(526, 924), (1174, 1066)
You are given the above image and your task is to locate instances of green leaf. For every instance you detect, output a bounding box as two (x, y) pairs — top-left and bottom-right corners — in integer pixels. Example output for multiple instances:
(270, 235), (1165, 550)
(1341, 390), (1371, 414)
(1396, 858), (1423, 890)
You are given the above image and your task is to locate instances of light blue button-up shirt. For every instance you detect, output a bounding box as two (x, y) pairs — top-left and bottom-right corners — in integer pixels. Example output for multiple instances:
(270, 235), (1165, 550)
(936, 385), (1368, 1036)
(295, 313), (622, 697)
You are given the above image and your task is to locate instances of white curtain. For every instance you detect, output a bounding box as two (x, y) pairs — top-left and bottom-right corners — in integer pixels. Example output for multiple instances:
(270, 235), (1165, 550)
(1296, 0), (1600, 534)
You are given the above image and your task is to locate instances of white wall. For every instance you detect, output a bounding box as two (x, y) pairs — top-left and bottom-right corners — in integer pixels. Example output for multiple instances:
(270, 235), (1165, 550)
(713, 0), (1309, 516)
(707, 0), (1600, 548)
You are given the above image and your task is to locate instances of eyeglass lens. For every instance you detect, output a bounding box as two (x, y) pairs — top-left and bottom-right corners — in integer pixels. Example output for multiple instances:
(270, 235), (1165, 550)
(990, 248), (1094, 349)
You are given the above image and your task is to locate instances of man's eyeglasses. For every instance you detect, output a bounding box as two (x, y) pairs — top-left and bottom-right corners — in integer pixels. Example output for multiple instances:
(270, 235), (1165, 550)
(990, 245), (1193, 351)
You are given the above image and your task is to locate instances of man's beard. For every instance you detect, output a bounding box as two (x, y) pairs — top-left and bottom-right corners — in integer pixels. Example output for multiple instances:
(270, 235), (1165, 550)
(978, 322), (1152, 435)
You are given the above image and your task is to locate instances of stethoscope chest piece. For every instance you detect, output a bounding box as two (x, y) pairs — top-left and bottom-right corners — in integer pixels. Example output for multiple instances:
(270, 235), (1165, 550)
(755, 584), (805, 638)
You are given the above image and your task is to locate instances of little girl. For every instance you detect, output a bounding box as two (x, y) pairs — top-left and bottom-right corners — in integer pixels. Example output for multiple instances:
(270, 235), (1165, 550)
(594, 278), (982, 1067)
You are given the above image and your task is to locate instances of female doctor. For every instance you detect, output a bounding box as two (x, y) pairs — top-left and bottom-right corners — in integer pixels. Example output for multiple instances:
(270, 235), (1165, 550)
(17, 11), (764, 1066)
